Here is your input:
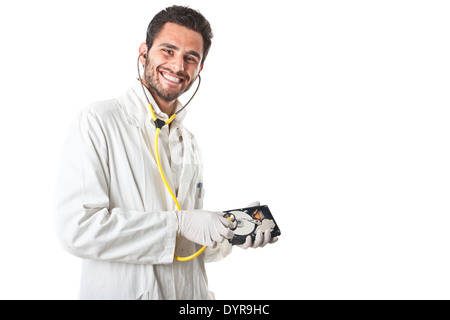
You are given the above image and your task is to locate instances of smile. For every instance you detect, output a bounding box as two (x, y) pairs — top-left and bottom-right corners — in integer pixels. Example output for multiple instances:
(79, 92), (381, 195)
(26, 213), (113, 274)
(160, 71), (184, 84)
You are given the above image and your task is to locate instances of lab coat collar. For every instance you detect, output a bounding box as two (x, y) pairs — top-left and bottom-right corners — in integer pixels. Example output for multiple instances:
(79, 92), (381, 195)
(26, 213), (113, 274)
(123, 79), (186, 128)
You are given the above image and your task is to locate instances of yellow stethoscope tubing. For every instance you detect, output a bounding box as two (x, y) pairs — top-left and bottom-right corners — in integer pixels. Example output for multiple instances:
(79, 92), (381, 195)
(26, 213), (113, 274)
(148, 104), (207, 262)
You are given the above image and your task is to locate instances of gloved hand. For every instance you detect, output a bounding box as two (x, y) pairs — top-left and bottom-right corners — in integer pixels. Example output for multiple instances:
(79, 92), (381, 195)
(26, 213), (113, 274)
(238, 229), (278, 249)
(176, 210), (234, 248)
(237, 201), (279, 249)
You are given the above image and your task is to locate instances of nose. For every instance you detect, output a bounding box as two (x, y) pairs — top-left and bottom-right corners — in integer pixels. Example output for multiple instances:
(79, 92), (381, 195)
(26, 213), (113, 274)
(170, 55), (184, 73)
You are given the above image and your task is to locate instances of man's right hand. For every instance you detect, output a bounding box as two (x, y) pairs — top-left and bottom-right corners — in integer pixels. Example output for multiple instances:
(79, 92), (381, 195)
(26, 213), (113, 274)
(176, 210), (234, 248)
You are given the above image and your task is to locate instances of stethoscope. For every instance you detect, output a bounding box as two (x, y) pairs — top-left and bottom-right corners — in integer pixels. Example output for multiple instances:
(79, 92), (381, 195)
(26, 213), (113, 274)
(137, 54), (205, 261)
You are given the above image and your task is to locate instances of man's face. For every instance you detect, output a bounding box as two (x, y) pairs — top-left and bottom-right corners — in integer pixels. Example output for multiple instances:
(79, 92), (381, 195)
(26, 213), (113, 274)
(143, 22), (204, 102)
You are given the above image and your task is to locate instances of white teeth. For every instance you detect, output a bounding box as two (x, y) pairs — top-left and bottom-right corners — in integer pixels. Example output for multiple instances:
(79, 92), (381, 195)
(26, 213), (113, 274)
(162, 72), (181, 83)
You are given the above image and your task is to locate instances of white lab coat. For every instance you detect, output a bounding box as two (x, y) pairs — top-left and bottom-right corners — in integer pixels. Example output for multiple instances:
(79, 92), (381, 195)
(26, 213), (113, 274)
(55, 80), (231, 300)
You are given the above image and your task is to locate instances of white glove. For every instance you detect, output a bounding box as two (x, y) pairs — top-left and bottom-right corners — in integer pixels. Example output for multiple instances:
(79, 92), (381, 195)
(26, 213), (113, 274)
(176, 210), (234, 248)
(237, 201), (279, 249)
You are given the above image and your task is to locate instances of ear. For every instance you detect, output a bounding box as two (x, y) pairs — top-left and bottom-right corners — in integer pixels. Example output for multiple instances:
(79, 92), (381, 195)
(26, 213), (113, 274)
(199, 64), (204, 73)
(138, 42), (148, 65)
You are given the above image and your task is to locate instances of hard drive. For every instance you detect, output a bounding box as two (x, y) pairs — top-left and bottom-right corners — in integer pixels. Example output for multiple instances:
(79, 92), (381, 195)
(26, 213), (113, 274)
(223, 205), (281, 245)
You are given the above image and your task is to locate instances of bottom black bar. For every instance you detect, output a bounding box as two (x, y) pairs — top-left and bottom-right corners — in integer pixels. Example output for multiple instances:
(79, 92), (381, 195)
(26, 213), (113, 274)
(2, 299), (442, 318)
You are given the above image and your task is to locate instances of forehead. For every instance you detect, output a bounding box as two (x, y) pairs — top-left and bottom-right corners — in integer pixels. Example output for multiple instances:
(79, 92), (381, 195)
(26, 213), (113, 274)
(153, 22), (204, 56)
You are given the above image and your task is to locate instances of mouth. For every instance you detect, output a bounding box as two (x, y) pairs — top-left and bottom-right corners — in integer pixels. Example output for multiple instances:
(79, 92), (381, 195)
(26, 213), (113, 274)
(160, 70), (185, 85)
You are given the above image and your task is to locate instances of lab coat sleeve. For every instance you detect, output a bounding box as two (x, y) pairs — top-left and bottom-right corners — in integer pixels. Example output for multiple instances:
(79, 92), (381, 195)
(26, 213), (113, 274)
(54, 108), (177, 264)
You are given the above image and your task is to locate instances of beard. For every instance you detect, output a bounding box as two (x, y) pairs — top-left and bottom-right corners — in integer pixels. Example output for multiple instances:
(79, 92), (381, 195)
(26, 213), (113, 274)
(143, 59), (195, 102)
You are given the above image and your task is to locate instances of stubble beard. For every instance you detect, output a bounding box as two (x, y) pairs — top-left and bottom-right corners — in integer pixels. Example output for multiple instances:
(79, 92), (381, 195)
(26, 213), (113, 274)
(143, 60), (195, 102)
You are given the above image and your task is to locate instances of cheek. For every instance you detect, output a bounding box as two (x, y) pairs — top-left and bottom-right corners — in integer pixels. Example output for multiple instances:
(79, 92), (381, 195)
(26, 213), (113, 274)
(144, 59), (159, 78)
(145, 53), (165, 70)
(187, 65), (201, 80)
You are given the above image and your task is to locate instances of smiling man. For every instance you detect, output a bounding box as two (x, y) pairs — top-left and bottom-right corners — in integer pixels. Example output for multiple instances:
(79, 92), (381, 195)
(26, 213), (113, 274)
(55, 5), (277, 300)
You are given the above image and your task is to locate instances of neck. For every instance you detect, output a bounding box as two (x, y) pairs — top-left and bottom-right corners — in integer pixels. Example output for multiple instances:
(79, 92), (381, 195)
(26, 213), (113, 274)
(152, 93), (177, 116)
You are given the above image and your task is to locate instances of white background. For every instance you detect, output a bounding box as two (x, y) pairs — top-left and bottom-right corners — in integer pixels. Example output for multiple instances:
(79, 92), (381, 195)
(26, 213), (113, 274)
(0, 0), (449, 299)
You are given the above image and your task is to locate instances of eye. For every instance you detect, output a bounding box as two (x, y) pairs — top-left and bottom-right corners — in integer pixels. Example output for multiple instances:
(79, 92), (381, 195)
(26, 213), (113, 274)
(184, 56), (198, 64)
(162, 49), (173, 55)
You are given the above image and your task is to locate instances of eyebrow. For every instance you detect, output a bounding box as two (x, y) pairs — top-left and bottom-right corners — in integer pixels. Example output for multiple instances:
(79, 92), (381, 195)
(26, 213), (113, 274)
(159, 43), (202, 60)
